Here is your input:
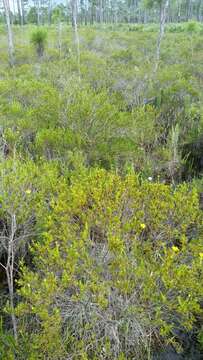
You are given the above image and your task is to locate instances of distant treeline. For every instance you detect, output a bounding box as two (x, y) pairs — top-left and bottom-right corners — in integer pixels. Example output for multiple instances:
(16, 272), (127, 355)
(0, 0), (203, 26)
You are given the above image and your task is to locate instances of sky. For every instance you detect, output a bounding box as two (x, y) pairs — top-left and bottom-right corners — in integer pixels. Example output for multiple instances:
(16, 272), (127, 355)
(9, 0), (62, 13)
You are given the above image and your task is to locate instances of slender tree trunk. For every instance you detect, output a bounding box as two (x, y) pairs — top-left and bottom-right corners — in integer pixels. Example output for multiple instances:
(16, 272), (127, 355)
(21, 0), (25, 25)
(177, 0), (181, 22)
(71, 0), (75, 27)
(3, 0), (15, 66)
(85, 1), (88, 25)
(66, 0), (69, 23)
(37, 0), (40, 25)
(90, 1), (95, 24)
(6, 267), (18, 343)
(58, 21), (62, 58)
(12, 0), (15, 16)
(186, 0), (191, 21)
(48, 0), (52, 25)
(99, 0), (103, 23)
(71, 0), (77, 30)
(9, 215), (17, 341)
(71, 0), (81, 79)
(16, 0), (22, 24)
(196, 0), (202, 21)
(5, 214), (18, 342)
(154, 0), (169, 73)
(144, 9), (148, 23)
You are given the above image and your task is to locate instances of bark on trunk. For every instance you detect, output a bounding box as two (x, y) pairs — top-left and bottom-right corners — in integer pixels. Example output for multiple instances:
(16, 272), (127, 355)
(8, 215), (18, 341)
(48, 0), (52, 25)
(71, 0), (81, 79)
(21, 0), (25, 25)
(3, 0), (15, 66)
(99, 0), (103, 23)
(16, 0), (22, 24)
(154, 0), (169, 73)
(37, 0), (40, 25)
(5, 214), (18, 342)
(196, 0), (202, 21)
(58, 21), (62, 58)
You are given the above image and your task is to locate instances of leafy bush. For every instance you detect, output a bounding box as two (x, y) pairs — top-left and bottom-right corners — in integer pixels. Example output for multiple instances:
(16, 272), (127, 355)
(31, 28), (47, 57)
(186, 21), (200, 33)
(0, 25), (203, 359)
(167, 23), (185, 33)
(0, 318), (16, 360)
(129, 24), (144, 32)
(16, 169), (203, 359)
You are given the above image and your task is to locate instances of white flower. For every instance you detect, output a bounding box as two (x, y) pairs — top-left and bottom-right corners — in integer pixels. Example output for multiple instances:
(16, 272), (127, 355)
(148, 177), (153, 181)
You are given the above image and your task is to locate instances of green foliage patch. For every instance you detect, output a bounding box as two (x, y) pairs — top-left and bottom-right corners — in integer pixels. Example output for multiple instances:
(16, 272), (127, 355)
(0, 24), (202, 359)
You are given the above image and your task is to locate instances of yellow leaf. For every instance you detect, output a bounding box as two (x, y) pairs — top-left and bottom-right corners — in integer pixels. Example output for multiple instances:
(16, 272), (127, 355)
(172, 246), (179, 253)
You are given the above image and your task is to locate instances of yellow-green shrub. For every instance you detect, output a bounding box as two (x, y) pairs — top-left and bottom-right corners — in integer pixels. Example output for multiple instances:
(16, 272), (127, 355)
(16, 169), (203, 359)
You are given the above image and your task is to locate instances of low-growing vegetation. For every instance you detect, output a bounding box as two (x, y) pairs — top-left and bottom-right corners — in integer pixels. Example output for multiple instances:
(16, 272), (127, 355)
(0, 0), (202, 359)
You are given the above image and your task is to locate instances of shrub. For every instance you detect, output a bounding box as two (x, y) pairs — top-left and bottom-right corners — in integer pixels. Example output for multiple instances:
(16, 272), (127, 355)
(167, 23), (185, 33)
(16, 169), (203, 359)
(30, 28), (47, 57)
(186, 21), (199, 33)
(0, 318), (15, 360)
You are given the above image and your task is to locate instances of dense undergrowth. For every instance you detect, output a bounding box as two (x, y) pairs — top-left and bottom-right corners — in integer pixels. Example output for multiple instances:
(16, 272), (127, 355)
(0, 24), (202, 359)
